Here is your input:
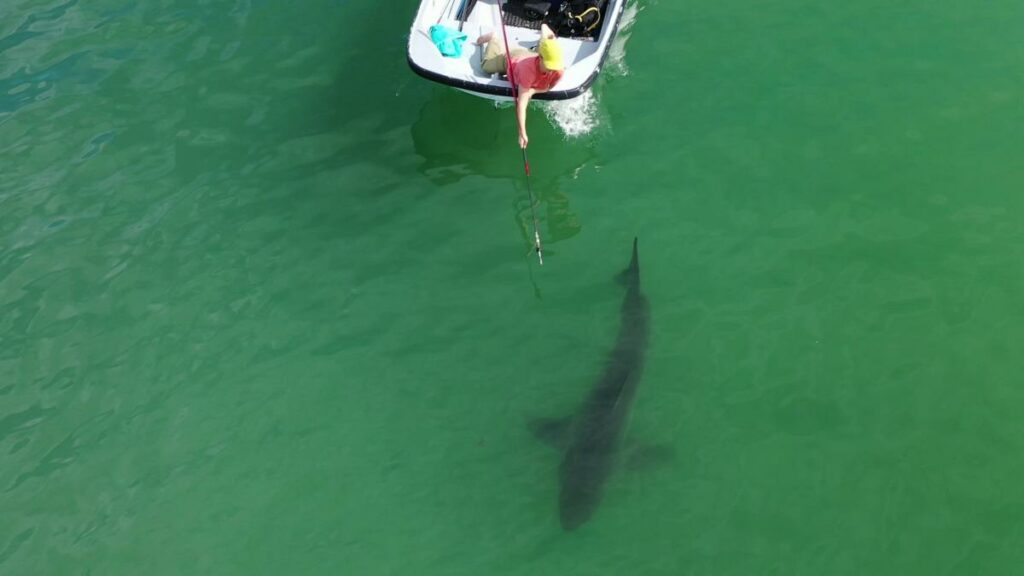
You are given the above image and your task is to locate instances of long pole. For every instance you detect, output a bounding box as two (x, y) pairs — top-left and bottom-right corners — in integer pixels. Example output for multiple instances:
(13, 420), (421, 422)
(519, 148), (544, 265)
(456, 0), (469, 30)
(437, 0), (457, 24)
(496, 1), (544, 265)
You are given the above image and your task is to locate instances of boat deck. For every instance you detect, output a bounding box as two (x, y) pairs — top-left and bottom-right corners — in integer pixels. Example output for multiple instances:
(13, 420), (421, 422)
(499, 1), (609, 38)
(454, 0), (609, 37)
(408, 0), (624, 100)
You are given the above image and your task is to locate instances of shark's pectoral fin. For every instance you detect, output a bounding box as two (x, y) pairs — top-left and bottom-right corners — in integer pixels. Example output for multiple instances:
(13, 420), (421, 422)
(614, 268), (631, 287)
(528, 417), (573, 450)
(624, 442), (674, 472)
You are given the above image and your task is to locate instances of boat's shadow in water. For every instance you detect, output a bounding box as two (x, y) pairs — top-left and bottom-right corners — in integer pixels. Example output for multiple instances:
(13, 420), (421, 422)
(411, 88), (594, 246)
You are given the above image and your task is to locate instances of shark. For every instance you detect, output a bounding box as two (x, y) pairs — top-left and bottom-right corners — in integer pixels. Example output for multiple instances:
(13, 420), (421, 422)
(532, 237), (656, 531)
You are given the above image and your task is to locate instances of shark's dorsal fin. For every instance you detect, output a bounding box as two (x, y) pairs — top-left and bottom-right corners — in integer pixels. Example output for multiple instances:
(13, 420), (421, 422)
(614, 238), (640, 286)
(529, 417), (573, 450)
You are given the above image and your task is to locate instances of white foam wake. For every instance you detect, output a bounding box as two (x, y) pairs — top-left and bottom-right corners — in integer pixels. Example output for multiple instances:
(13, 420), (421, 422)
(543, 0), (643, 139)
(545, 90), (601, 138)
(606, 0), (641, 77)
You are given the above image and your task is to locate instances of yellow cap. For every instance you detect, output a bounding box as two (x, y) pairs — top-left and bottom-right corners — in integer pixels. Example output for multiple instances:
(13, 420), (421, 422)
(538, 36), (564, 71)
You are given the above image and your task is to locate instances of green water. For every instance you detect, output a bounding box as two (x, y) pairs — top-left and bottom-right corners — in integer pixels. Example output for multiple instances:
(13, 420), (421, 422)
(3, 0), (1024, 573)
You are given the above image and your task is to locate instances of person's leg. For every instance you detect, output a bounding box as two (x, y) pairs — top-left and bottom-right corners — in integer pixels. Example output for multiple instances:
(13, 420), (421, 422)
(508, 48), (532, 60)
(481, 35), (508, 74)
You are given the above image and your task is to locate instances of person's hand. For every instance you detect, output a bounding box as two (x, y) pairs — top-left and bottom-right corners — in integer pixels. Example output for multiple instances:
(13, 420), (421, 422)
(519, 131), (528, 149)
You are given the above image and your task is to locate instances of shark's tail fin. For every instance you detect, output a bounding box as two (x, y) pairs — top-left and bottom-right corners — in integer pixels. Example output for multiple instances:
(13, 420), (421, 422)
(615, 237), (640, 286)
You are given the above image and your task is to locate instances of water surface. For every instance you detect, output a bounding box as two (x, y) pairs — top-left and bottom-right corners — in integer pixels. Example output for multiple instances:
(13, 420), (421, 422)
(2, 0), (1023, 573)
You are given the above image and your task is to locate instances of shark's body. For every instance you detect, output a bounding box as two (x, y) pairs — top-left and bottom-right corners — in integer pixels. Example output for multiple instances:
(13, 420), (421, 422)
(536, 238), (650, 531)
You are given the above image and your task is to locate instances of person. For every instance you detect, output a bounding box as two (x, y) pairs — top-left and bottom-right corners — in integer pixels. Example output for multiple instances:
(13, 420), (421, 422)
(476, 23), (565, 149)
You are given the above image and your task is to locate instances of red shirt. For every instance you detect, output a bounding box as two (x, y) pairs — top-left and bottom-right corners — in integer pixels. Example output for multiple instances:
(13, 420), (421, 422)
(511, 55), (563, 92)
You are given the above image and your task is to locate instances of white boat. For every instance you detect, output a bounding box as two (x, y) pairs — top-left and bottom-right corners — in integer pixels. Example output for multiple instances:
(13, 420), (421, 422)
(407, 0), (627, 101)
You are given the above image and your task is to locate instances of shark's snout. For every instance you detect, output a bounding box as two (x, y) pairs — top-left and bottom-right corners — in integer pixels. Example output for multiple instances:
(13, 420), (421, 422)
(559, 498), (593, 531)
(559, 484), (601, 532)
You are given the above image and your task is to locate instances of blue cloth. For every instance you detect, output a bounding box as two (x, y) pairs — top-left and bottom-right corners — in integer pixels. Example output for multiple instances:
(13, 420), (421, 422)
(429, 24), (468, 58)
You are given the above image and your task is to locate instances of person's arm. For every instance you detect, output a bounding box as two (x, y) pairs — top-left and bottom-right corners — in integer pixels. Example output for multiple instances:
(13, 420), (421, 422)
(516, 87), (537, 148)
